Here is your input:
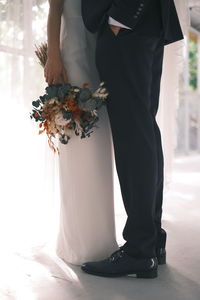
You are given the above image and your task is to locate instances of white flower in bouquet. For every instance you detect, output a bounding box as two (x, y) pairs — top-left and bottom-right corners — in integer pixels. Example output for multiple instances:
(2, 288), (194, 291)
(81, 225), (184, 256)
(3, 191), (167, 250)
(64, 126), (73, 137)
(47, 120), (58, 134)
(55, 111), (71, 126)
(48, 97), (59, 105)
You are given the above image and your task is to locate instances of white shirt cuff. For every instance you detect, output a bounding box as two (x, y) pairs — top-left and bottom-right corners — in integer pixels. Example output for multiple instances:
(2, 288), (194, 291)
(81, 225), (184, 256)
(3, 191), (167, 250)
(108, 16), (132, 30)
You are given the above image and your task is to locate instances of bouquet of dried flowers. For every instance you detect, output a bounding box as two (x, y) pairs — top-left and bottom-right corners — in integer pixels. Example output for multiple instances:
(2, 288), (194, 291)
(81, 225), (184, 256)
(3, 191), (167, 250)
(30, 43), (109, 154)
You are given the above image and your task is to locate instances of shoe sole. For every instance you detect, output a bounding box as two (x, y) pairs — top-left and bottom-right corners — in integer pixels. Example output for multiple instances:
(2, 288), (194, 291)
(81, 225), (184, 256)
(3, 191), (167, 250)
(81, 267), (158, 279)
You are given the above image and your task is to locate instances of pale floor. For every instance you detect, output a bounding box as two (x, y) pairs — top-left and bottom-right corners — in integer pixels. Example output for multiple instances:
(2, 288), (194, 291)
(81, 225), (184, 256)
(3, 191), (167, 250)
(0, 155), (200, 300)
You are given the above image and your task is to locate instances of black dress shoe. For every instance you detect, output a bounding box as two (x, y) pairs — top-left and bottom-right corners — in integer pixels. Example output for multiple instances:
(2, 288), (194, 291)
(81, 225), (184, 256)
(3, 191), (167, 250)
(81, 248), (158, 278)
(156, 228), (167, 265)
(118, 245), (166, 265)
(156, 247), (166, 265)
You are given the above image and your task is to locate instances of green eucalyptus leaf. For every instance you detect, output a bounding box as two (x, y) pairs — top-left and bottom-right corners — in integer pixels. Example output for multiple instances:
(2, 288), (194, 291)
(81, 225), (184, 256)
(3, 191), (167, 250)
(78, 87), (92, 103)
(84, 99), (96, 111)
(58, 83), (72, 98)
(95, 98), (104, 109)
(78, 101), (85, 110)
(45, 85), (59, 98)
(62, 109), (72, 120)
(32, 100), (40, 108)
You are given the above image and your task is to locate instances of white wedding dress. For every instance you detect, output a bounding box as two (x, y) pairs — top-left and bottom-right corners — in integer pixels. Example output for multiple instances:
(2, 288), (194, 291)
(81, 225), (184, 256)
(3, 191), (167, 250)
(55, 0), (118, 265)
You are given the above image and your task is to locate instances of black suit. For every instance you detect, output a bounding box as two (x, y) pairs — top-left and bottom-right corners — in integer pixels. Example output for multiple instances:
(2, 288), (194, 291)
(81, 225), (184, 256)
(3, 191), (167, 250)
(81, 0), (184, 258)
(81, 0), (183, 45)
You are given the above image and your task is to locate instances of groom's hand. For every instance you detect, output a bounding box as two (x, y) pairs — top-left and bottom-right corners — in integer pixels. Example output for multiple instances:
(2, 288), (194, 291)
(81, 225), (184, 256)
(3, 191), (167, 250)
(109, 24), (121, 36)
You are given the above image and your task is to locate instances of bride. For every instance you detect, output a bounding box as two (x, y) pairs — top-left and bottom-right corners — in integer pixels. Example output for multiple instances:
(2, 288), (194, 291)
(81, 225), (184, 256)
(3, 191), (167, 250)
(44, 0), (118, 265)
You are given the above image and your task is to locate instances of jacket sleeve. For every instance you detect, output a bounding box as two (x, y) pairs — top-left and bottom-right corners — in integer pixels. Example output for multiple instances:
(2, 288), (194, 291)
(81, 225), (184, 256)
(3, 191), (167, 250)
(107, 0), (151, 30)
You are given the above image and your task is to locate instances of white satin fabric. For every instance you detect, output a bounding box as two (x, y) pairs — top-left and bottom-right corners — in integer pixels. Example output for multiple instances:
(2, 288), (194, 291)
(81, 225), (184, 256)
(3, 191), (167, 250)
(157, 0), (190, 187)
(55, 0), (118, 265)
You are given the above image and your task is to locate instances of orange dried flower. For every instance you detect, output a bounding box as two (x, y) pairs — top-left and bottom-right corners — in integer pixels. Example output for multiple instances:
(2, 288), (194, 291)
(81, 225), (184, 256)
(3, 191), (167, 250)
(66, 97), (78, 112)
(39, 129), (45, 135)
(34, 112), (39, 118)
(72, 109), (82, 119)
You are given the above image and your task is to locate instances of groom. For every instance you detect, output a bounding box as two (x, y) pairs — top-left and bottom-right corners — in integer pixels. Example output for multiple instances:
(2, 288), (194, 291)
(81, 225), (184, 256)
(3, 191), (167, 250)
(81, 0), (184, 278)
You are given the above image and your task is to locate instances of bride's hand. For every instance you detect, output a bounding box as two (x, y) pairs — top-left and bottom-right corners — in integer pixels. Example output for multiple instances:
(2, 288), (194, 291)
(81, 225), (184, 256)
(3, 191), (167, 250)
(44, 56), (68, 86)
(109, 24), (121, 36)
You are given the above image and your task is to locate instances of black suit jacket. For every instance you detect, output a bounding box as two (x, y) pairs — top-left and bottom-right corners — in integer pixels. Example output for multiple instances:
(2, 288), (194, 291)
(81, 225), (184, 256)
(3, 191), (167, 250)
(81, 0), (184, 45)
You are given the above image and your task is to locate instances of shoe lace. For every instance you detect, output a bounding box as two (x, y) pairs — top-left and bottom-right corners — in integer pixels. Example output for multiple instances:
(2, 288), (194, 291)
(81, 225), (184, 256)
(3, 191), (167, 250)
(109, 248), (125, 262)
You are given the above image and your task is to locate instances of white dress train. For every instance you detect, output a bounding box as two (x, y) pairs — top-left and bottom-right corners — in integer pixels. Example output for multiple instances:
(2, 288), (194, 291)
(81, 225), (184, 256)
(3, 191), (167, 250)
(55, 0), (118, 265)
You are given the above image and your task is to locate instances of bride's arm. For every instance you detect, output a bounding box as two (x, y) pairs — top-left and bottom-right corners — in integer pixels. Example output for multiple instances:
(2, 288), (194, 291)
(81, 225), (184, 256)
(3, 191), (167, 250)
(47, 0), (63, 59)
(44, 0), (68, 85)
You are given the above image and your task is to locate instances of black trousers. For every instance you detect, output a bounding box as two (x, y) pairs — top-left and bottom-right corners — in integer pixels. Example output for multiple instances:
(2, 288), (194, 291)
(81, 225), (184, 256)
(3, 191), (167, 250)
(95, 21), (166, 258)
